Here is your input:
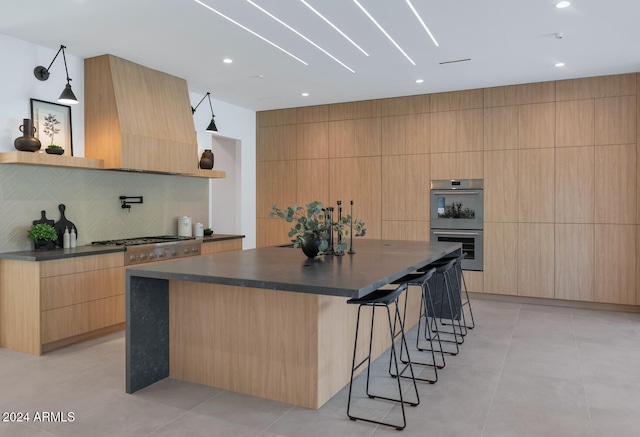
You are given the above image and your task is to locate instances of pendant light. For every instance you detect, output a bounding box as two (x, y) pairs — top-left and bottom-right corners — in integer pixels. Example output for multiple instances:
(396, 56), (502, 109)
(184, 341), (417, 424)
(33, 45), (79, 105)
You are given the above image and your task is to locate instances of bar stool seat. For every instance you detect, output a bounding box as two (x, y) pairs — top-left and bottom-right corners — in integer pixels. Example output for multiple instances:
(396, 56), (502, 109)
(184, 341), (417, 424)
(346, 283), (419, 431)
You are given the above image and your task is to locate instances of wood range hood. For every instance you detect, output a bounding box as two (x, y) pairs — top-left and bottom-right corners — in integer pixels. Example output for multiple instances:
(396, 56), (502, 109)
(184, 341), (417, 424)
(84, 54), (197, 175)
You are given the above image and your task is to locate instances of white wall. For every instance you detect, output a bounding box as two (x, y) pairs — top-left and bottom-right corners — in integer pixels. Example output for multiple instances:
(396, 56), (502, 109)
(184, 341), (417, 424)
(0, 34), (84, 155)
(0, 33), (257, 250)
(192, 94), (256, 249)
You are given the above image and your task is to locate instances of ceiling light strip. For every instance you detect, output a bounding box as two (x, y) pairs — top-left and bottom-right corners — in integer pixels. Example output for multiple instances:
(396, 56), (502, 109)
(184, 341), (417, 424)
(192, 0), (308, 66)
(405, 0), (439, 47)
(247, 0), (356, 73)
(299, 0), (369, 56)
(352, 0), (416, 66)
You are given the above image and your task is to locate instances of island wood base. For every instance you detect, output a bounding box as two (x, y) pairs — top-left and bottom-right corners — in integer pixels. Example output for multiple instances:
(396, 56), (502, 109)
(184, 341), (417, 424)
(168, 280), (424, 409)
(126, 241), (461, 407)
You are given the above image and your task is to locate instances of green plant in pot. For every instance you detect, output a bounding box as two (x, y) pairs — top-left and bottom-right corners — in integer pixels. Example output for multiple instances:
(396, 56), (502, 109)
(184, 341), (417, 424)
(270, 201), (366, 259)
(45, 144), (64, 155)
(27, 223), (58, 251)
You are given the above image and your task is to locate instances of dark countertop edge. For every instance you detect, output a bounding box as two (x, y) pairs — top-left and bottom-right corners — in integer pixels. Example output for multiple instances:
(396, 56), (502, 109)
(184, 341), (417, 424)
(0, 245), (125, 261)
(200, 234), (245, 243)
(126, 242), (461, 299)
(127, 269), (355, 298)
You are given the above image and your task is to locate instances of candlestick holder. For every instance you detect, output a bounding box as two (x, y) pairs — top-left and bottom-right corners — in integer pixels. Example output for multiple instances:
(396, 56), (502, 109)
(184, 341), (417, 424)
(325, 207), (335, 255)
(348, 200), (356, 254)
(335, 200), (344, 256)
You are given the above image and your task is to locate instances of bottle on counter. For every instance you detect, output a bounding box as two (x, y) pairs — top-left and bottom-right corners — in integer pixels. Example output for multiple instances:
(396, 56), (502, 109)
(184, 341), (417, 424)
(63, 227), (70, 249)
(70, 228), (77, 248)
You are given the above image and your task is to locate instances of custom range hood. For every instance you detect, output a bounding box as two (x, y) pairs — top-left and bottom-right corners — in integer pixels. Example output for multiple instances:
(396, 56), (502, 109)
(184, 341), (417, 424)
(84, 54), (197, 174)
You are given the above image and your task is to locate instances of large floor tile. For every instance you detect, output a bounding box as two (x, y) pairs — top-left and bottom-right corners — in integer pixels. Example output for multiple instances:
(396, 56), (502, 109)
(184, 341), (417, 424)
(1, 299), (639, 436)
(502, 339), (582, 382)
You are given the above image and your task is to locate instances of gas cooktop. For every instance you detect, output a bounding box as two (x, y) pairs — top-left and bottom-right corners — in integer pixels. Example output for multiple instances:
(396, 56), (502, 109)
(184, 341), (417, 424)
(92, 236), (195, 247)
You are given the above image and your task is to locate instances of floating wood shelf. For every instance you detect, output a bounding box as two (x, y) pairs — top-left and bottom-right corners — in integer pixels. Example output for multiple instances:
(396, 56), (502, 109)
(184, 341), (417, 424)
(0, 152), (226, 179)
(189, 169), (226, 179)
(0, 151), (104, 170)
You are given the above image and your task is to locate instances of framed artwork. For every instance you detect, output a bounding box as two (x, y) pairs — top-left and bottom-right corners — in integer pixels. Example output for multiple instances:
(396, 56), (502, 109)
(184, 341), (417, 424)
(30, 99), (73, 156)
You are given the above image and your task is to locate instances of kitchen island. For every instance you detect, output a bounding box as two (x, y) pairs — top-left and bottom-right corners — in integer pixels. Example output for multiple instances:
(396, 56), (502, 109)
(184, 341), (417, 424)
(126, 239), (461, 408)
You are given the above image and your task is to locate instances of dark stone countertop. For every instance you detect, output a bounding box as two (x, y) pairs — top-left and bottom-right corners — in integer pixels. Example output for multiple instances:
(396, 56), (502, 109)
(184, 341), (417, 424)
(127, 239), (461, 299)
(0, 234), (244, 262)
(0, 245), (125, 262)
(199, 234), (244, 243)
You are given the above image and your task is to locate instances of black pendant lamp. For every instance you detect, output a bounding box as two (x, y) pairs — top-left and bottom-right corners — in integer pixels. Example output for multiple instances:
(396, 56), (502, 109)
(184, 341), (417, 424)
(192, 92), (218, 132)
(34, 45), (79, 105)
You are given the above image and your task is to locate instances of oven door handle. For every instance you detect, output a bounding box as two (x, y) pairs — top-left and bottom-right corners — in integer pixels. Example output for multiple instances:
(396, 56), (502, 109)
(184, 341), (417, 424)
(431, 190), (481, 195)
(432, 231), (481, 236)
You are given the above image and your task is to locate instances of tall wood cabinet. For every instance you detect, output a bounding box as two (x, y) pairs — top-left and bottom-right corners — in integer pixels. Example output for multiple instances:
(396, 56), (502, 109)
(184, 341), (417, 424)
(257, 72), (640, 308)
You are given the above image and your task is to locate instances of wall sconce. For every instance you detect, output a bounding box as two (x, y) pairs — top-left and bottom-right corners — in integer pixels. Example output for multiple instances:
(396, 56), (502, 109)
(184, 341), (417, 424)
(33, 44), (79, 105)
(191, 92), (218, 132)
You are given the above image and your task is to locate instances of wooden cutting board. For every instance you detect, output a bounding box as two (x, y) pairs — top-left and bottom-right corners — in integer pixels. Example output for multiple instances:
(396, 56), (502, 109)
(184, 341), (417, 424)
(53, 204), (77, 248)
(32, 210), (55, 227)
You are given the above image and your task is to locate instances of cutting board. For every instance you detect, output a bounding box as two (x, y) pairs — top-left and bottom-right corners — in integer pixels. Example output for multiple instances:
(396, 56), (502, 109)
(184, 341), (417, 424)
(53, 204), (77, 248)
(32, 210), (55, 227)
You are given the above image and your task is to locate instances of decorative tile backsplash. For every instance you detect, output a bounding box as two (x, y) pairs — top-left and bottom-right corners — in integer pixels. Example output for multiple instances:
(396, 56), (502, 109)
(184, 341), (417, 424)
(0, 165), (209, 252)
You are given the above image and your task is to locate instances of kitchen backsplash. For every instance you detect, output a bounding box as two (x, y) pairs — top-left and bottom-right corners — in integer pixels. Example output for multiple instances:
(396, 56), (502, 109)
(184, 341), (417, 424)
(0, 165), (209, 252)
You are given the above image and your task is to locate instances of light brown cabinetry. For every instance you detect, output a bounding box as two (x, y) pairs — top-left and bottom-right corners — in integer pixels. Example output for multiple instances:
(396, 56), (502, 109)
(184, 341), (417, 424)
(0, 252), (125, 356)
(257, 72), (640, 308)
(200, 238), (243, 255)
(84, 54), (197, 174)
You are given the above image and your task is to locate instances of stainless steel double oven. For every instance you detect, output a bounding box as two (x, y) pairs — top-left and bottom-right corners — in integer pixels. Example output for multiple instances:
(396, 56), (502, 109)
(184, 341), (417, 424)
(430, 179), (484, 271)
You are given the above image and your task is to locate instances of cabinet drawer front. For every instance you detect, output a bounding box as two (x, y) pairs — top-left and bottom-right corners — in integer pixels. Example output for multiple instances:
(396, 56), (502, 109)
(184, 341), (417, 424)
(40, 253), (124, 277)
(201, 239), (242, 255)
(41, 267), (125, 310)
(41, 295), (125, 344)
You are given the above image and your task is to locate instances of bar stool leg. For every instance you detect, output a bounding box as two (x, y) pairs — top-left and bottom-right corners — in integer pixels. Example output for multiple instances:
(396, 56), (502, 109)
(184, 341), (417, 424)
(348, 300), (419, 430)
(389, 286), (440, 383)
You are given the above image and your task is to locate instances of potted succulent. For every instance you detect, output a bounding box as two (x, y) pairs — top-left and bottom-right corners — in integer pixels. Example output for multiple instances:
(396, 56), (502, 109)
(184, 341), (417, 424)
(27, 223), (58, 251)
(203, 227), (213, 236)
(270, 201), (366, 259)
(45, 145), (64, 155)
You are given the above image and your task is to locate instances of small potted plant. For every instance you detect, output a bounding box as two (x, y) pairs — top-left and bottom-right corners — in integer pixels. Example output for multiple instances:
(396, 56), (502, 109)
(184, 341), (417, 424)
(45, 145), (64, 155)
(27, 223), (58, 251)
(203, 227), (214, 236)
(271, 201), (366, 259)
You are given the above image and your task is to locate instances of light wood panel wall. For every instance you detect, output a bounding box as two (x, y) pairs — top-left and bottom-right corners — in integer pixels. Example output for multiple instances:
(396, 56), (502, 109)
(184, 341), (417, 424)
(257, 73), (640, 307)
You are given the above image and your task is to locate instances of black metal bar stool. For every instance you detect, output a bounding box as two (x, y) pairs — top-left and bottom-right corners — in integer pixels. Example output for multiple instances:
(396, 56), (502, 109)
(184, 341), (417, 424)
(346, 283), (419, 431)
(389, 267), (445, 383)
(426, 258), (464, 355)
(427, 253), (475, 336)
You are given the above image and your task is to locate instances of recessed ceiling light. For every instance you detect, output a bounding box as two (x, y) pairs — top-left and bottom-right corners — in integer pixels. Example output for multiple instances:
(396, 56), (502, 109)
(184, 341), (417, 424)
(556, 1), (571, 8)
(416, 79), (424, 83)
(222, 58), (233, 64)
(555, 62), (565, 67)
(301, 92), (309, 97)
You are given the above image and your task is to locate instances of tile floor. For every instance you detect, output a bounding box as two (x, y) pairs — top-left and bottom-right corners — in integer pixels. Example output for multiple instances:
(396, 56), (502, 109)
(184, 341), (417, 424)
(1, 298), (639, 437)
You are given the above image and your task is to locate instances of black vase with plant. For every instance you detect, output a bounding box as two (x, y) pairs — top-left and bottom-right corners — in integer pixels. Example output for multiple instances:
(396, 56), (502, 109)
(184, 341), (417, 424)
(27, 223), (58, 251)
(270, 201), (366, 259)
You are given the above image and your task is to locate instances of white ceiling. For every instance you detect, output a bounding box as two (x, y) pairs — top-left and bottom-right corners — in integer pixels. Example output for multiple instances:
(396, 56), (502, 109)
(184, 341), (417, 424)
(2, 0), (640, 111)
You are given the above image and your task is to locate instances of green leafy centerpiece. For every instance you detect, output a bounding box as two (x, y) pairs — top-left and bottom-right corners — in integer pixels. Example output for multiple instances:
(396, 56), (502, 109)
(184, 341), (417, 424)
(270, 201), (366, 259)
(27, 223), (58, 251)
